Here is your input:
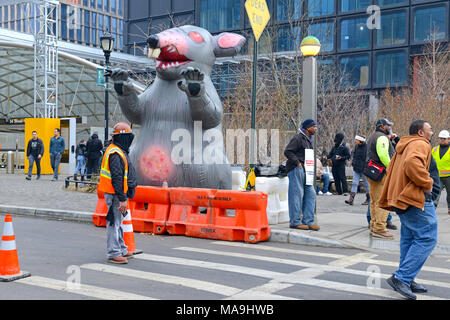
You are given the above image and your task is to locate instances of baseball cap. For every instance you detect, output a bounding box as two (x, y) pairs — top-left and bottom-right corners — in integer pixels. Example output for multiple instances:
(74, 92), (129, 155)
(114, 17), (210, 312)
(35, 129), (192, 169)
(375, 118), (393, 127)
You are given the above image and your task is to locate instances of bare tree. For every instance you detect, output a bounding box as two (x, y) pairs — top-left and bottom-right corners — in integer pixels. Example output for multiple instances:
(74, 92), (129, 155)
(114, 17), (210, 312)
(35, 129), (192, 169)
(378, 39), (450, 144)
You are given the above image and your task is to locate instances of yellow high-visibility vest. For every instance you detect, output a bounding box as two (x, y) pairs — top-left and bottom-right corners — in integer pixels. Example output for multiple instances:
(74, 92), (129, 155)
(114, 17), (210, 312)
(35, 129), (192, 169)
(98, 143), (129, 194)
(432, 145), (450, 177)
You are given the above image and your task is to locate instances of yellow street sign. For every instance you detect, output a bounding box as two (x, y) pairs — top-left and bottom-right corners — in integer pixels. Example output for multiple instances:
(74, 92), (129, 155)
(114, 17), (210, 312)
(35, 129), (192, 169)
(245, 0), (271, 42)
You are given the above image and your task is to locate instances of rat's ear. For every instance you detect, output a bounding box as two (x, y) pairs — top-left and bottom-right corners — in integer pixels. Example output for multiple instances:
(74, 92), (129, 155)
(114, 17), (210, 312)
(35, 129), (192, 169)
(213, 33), (246, 57)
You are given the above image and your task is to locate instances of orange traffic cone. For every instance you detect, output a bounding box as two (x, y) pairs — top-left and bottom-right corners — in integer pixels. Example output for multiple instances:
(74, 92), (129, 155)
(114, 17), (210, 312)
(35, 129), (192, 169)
(122, 210), (142, 255)
(0, 214), (31, 282)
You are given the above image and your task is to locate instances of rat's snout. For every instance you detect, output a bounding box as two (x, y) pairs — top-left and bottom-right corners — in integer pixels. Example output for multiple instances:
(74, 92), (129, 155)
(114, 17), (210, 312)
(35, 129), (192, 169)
(147, 35), (159, 49)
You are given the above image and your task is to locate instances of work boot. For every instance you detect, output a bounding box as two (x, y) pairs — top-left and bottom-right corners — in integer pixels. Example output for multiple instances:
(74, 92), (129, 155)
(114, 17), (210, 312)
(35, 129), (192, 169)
(123, 252), (134, 259)
(386, 222), (397, 230)
(370, 230), (394, 240)
(108, 256), (128, 264)
(345, 192), (356, 205)
(361, 193), (370, 205)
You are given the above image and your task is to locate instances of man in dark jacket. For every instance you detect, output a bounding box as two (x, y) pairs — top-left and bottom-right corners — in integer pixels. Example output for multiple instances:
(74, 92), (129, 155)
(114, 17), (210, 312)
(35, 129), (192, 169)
(26, 131), (44, 180)
(346, 135), (370, 205)
(284, 119), (320, 231)
(327, 133), (351, 195)
(86, 132), (103, 179)
(98, 122), (137, 264)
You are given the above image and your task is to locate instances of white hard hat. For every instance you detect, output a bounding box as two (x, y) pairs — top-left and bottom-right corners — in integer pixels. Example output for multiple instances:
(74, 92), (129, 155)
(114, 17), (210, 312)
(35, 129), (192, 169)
(438, 130), (449, 138)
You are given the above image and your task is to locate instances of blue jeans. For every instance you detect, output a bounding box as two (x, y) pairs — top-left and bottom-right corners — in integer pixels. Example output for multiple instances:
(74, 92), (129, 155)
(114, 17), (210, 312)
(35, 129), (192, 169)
(316, 172), (330, 194)
(75, 155), (86, 175)
(288, 167), (316, 227)
(27, 154), (41, 177)
(394, 201), (438, 286)
(351, 170), (369, 193)
(50, 153), (62, 179)
(366, 199), (392, 224)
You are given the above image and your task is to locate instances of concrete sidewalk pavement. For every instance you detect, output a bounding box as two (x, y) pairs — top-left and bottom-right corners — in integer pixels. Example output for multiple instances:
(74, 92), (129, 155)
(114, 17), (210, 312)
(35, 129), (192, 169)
(0, 170), (449, 255)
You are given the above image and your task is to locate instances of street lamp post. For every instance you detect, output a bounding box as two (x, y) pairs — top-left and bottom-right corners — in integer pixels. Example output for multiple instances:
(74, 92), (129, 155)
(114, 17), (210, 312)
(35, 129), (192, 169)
(300, 36), (321, 221)
(100, 30), (114, 145)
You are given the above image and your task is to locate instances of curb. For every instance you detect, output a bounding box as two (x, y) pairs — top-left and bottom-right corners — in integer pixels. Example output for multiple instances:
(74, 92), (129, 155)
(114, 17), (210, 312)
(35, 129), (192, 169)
(269, 229), (354, 249)
(0, 205), (93, 223)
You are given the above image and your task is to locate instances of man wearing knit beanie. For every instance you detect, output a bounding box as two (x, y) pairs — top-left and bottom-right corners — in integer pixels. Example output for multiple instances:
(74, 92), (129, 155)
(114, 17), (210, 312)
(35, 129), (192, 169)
(283, 118), (320, 231)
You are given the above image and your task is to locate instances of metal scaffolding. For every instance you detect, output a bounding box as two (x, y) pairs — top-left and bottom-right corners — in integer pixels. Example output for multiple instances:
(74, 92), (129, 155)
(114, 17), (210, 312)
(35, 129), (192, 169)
(32, 0), (59, 118)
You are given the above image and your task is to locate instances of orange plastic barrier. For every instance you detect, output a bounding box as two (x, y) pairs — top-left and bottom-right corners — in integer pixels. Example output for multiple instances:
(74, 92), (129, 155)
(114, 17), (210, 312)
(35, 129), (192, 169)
(128, 186), (170, 234)
(0, 214), (31, 282)
(166, 188), (270, 243)
(92, 189), (107, 227)
(92, 186), (170, 234)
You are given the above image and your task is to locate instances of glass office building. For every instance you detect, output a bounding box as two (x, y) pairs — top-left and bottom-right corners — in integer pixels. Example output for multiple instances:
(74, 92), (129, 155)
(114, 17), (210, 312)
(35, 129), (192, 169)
(124, 0), (449, 90)
(0, 0), (124, 51)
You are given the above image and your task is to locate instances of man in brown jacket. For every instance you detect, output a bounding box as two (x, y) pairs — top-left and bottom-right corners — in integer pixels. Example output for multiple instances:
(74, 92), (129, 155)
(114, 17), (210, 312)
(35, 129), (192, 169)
(378, 120), (438, 300)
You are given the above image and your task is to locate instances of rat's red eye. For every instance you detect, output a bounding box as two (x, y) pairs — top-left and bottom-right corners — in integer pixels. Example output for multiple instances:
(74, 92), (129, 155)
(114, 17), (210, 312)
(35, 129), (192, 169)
(189, 32), (204, 43)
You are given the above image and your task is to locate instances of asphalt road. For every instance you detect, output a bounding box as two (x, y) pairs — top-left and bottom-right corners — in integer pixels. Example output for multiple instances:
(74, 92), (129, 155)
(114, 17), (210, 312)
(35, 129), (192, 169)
(2, 214), (450, 301)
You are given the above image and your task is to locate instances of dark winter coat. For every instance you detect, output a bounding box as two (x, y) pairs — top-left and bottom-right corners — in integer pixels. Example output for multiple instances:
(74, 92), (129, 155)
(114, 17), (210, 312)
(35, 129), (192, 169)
(327, 143), (351, 168)
(27, 138), (44, 158)
(75, 143), (87, 157)
(86, 134), (103, 160)
(284, 129), (314, 174)
(109, 149), (137, 202)
(351, 143), (367, 173)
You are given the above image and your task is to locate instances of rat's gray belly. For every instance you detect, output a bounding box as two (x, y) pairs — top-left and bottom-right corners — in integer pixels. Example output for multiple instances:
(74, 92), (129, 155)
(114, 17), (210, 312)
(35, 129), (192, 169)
(128, 99), (231, 189)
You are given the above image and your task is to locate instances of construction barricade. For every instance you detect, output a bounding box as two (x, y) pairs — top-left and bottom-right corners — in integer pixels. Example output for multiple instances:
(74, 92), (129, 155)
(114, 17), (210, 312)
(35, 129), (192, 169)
(166, 188), (270, 243)
(127, 186), (170, 234)
(92, 186), (170, 234)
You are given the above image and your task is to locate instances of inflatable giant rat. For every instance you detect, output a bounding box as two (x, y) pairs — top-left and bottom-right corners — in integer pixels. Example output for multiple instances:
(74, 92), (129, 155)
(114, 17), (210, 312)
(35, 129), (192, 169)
(111, 25), (245, 189)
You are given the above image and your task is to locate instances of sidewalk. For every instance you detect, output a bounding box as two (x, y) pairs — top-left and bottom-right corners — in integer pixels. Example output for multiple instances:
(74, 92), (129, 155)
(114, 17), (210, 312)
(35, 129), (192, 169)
(1, 170), (449, 255)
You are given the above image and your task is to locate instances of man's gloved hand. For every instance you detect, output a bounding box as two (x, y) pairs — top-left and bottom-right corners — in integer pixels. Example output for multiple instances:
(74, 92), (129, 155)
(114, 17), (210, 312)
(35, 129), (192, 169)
(127, 188), (135, 200)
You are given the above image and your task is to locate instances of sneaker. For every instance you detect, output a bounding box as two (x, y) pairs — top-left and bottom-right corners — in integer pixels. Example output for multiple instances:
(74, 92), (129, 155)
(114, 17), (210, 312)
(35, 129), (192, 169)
(387, 275), (416, 300)
(370, 230), (394, 239)
(108, 256), (128, 264)
(318, 191), (323, 195)
(324, 192), (333, 196)
(36, 176), (40, 180)
(25, 176), (31, 180)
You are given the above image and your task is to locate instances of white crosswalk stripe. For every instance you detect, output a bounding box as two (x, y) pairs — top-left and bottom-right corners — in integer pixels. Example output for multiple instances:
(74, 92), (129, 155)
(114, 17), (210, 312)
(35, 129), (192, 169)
(213, 241), (450, 275)
(15, 276), (156, 300)
(173, 247), (448, 300)
(13, 242), (449, 300)
(80, 263), (243, 297)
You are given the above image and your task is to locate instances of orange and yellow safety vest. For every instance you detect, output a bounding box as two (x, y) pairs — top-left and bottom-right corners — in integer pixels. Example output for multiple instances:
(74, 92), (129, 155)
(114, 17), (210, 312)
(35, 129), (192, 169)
(432, 145), (450, 178)
(98, 143), (129, 194)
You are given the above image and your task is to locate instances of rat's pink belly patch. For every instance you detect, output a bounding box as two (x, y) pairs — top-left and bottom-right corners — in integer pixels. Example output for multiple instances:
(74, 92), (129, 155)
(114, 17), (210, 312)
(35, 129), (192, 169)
(139, 145), (174, 181)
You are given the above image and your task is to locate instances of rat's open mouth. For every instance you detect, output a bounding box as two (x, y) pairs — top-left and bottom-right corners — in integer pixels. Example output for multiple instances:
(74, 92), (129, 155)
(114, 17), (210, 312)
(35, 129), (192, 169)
(152, 45), (190, 70)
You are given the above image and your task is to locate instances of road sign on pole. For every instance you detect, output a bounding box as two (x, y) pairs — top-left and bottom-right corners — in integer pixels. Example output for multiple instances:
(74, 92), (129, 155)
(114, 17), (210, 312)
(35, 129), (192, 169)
(245, 0), (271, 42)
(245, 0), (270, 172)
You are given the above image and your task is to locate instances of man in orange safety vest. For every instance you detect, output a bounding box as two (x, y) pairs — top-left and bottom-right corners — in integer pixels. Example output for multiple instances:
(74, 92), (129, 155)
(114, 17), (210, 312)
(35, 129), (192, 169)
(98, 122), (137, 264)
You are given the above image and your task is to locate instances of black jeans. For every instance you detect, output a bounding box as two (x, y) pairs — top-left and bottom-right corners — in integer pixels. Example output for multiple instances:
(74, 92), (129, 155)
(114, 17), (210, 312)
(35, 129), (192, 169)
(332, 164), (348, 194)
(27, 154), (41, 177)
